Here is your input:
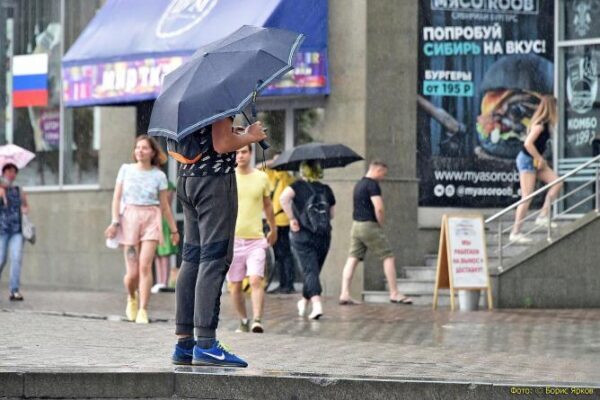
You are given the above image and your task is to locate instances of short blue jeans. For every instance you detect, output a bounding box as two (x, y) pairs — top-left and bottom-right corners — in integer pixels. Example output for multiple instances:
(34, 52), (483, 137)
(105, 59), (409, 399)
(516, 151), (535, 173)
(0, 233), (24, 293)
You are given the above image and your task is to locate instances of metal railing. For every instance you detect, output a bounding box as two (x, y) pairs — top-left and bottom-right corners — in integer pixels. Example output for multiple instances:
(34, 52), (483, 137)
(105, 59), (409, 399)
(485, 154), (600, 268)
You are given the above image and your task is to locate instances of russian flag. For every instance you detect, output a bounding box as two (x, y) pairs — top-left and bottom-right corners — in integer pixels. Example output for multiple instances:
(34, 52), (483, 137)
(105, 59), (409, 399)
(12, 54), (48, 108)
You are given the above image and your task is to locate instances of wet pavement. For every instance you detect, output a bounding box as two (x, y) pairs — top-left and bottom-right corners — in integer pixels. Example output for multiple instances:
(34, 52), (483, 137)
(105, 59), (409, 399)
(1, 288), (599, 398)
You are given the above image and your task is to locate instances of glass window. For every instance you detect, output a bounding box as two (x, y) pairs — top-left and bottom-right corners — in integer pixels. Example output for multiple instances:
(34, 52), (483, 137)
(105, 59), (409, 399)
(3, 0), (61, 186)
(562, 0), (600, 41)
(294, 108), (325, 145)
(0, 0), (101, 187)
(62, 0), (102, 185)
(257, 110), (285, 162)
(561, 45), (600, 159)
(558, 44), (600, 214)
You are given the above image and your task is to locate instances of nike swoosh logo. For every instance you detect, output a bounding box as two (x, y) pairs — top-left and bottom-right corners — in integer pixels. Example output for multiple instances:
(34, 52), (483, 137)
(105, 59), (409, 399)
(202, 351), (225, 361)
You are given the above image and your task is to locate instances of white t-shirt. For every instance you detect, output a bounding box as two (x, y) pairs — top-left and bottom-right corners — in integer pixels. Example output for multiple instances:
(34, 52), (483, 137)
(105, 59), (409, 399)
(116, 164), (168, 206)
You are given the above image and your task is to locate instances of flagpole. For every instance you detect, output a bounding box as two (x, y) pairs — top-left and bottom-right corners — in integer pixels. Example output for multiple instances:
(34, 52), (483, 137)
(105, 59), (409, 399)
(58, 0), (65, 187)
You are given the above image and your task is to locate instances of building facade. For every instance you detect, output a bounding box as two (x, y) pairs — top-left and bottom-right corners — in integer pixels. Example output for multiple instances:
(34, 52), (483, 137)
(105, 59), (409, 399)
(2, 1), (595, 299)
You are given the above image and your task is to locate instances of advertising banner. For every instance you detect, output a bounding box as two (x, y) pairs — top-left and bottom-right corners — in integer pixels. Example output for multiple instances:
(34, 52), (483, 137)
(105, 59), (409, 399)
(63, 50), (328, 106)
(418, 0), (554, 207)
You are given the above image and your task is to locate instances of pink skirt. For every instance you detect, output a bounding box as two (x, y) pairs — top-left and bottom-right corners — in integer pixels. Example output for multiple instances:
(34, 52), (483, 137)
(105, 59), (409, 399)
(119, 205), (162, 246)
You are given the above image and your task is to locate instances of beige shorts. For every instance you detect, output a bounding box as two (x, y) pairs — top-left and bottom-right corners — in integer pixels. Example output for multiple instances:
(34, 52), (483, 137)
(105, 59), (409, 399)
(119, 205), (162, 246)
(349, 221), (393, 261)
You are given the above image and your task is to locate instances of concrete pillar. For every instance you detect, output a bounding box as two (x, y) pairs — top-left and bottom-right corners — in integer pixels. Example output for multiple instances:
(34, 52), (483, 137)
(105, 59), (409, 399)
(318, 0), (367, 298)
(362, 0), (420, 290)
(99, 107), (137, 189)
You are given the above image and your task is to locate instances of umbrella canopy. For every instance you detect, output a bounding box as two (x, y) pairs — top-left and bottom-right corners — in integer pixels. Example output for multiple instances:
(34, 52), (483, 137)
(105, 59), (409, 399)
(270, 142), (363, 171)
(148, 25), (304, 141)
(0, 144), (36, 170)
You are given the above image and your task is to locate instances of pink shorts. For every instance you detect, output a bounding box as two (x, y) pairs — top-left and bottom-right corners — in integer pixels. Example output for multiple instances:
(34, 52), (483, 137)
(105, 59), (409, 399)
(227, 238), (268, 282)
(119, 205), (162, 246)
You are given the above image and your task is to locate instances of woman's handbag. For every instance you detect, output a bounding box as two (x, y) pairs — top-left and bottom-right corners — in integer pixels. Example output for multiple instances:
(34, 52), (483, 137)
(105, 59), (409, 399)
(21, 214), (36, 244)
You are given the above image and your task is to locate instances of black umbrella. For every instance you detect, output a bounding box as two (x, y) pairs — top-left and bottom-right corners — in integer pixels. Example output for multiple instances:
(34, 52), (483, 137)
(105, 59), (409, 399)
(148, 25), (304, 142)
(270, 142), (363, 171)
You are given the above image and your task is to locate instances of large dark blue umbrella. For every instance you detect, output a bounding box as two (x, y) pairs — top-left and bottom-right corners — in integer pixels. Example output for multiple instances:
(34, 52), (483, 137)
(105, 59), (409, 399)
(270, 143), (363, 171)
(148, 25), (304, 142)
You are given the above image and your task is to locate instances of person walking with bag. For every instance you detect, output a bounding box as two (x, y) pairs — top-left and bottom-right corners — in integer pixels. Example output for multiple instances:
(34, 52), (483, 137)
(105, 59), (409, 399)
(510, 95), (562, 243)
(280, 160), (336, 320)
(104, 135), (179, 324)
(0, 163), (30, 301)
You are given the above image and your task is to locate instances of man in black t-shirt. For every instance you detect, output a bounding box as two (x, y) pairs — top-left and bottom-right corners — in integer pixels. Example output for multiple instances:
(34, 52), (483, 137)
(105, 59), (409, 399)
(338, 160), (413, 305)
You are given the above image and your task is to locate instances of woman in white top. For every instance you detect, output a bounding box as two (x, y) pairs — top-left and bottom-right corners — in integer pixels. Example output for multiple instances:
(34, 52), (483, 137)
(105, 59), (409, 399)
(105, 135), (179, 324)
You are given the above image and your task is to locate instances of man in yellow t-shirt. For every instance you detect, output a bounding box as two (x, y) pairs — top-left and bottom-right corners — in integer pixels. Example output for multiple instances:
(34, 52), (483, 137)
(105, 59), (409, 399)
(263, 155), (296, 294)
(227, 145), (276, 334)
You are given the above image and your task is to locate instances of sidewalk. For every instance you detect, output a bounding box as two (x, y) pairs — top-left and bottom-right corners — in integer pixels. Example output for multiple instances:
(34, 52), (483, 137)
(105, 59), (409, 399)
(1, 289), (599, 399)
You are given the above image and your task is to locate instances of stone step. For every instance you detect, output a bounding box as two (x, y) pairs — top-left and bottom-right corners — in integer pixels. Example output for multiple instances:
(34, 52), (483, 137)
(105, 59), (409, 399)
(402, 266), (436, 280)
(390, 279), (435, 294)
(425, 251), (516, 267)
(363, 290), (489, 308)
(362, 290), (451, 306)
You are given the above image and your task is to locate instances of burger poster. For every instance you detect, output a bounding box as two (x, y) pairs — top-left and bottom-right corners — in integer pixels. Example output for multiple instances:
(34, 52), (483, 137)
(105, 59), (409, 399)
(417, 0), (554, 207)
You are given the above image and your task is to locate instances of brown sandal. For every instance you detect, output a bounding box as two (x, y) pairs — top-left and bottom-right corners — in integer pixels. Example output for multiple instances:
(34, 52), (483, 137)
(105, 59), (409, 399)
(390, 296), (413, 305)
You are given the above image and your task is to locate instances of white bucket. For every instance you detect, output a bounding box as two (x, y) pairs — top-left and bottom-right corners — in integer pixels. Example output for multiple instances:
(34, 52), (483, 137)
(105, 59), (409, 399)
(458, 290), (480, 311)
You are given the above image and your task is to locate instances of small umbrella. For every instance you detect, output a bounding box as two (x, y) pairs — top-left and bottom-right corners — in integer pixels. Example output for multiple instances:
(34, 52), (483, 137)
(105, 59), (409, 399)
(270, 142), (363, 171)
(0, 144), (36, 170)
(148, 25), (304, 142)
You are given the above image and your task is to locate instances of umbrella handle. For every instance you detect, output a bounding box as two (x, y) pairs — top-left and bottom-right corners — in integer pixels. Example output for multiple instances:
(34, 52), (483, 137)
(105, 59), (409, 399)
(253, 81), (270, 150)
(244, 95), (271, 150)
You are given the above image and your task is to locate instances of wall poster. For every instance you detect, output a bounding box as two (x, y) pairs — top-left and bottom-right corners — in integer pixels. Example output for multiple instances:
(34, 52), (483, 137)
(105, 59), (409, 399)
(418, 0), (555, 207)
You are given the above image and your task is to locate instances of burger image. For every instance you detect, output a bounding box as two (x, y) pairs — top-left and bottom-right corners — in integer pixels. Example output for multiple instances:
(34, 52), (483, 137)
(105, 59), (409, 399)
(476, 54), (554, 159)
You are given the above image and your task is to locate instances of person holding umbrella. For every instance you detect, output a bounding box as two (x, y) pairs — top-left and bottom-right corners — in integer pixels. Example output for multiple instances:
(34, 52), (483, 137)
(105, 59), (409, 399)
(149, 26), (304, 367)
(0, 144), (35, 301)
(0, 163), (30, 301)
(280, 160), (336, 320)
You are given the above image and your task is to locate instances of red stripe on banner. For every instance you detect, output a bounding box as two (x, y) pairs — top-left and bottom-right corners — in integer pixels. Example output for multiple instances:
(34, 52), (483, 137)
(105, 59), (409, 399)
(13, 89), (48, 108)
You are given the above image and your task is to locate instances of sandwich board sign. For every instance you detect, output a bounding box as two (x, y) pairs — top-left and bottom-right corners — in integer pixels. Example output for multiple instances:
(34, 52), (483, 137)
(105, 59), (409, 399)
(433, 214), (493, 311)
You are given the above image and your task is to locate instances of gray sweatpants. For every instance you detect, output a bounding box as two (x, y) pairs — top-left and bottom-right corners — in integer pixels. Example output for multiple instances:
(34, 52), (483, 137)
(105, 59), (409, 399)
(175, 174), (237, 338)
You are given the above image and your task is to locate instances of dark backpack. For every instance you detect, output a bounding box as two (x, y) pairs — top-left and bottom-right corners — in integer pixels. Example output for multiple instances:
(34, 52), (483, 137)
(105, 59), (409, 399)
(297, 182), (331, 235)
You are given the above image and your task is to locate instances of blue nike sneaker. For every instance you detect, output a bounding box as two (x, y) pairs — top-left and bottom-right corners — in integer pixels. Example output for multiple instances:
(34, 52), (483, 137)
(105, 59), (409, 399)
(172, 342), (194, 365)
(192, 341), (248, 367)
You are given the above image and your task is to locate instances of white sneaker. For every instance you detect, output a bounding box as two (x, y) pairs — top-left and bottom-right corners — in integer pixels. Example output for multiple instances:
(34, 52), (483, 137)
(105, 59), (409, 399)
(150, 283), (167, 294)
(151, 283), (166, 294)
(535, 216), (558, 228)
(297, 299), (307, 317)
(509, 232), (533, 244)
(308, 301), (323, 320)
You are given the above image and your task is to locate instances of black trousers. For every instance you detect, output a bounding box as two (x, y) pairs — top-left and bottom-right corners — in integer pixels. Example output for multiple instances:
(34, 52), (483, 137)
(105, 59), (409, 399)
(175, 174), (237, 338)
(273, 225), (295, 290)
(290, 229), (331, 299)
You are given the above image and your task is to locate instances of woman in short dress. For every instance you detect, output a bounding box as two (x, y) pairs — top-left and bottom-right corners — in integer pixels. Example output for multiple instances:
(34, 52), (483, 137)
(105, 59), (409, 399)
(105, 135), (179, 323)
